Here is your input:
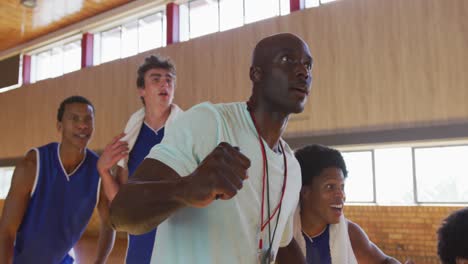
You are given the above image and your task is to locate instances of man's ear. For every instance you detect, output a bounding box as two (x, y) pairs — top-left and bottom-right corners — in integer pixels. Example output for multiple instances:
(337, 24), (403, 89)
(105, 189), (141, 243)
(56, 121), (62, 132)
(137, 87), (145, 97)
(249, 66), (262, 83)
(300, 186), (310, 201)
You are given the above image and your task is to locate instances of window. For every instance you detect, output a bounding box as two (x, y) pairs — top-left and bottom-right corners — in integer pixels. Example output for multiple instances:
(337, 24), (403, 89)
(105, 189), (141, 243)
(305, 0), (339, 8)
(100, 27), (121, 63)
(180, 0), (290, 40)
(94, 11), (165, 65)
(374, 148), (414, 205)
(219, 0), (244, 31)
(245, 0), (280, 24)
(305, 0), (320, 8)
(320, 0), (339, 4)
(188, 0), (219, 39)
(122, 21), (139, 58)
(342, 151), (375, 203)
(0, 167), (14, 199)
(62, 41), (81, 74)
(138, 13), (165, 53)
(30, 39), (81, 83)
(414, 146), (468, 203)
(339, 143), (468, 205)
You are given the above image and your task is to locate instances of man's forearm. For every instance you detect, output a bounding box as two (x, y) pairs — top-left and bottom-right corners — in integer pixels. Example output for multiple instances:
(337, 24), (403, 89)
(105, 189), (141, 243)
(109, 177), (188, 235)
(276, 238), (306, 264)
(0, 236), (14, 264)
(98, 169), (120, 202)
(384, 257), (402, 264)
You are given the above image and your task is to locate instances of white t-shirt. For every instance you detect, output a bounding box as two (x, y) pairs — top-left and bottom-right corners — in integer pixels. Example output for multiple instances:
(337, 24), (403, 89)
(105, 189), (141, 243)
(146, 102), (302, 264)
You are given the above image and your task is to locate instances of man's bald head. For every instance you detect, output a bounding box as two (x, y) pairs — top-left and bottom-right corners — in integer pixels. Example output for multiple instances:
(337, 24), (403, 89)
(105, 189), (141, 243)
(251, 33), (309, 67)
(248, 33), (313, 114)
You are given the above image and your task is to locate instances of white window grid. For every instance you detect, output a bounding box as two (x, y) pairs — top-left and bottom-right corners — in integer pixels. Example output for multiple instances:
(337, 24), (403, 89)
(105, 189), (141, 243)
(341, 144), (468, 205)
(94, 11), (166, 65)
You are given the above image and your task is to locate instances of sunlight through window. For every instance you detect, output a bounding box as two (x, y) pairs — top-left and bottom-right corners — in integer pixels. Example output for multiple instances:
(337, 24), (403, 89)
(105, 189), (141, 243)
(342, 151), (374, 203)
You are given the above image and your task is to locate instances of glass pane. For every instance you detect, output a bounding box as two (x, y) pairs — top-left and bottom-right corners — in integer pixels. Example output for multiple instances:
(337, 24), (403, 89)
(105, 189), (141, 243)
(93, 33), (101, 65)
(374, 148), (414, 205)
(320, 0), (339, 4)
(49, 46), (64, 78)
(101, 27), (121, 63)
(279, 0), (290, 15)
(244, 0), (280, 24)
(122, 20), (138, 58)
(35, 50), (51, 81)
(189, 0), (219, 39)
(305, 0), (319, 8)
(63, 41), (81, 74)
(415, 146), (468, 203)
(0, 167), (14, 199)
(219, 0), (243, 31)
(139, 12), (164, 52)
(30, 54), (37, 83)
(342, 151), (374, 202)
(179, 3), (190, 41)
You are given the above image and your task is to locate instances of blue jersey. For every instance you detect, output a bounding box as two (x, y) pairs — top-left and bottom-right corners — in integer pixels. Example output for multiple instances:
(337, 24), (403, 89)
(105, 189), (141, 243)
(126, 123), (165, 264)
(304, 225), (331, 264)
(13, 142), (100, 264)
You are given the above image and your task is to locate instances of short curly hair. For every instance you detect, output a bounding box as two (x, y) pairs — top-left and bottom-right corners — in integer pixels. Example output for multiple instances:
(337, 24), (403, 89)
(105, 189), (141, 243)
(136, 55), (176, 88)
(294, 144), (348, 187)
(57, 95), (94, 122)
(437, 207), (468, 264)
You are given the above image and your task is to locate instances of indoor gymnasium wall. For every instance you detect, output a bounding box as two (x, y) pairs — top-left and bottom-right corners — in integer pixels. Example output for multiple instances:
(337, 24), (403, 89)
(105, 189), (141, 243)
(0, 0), (466, 158)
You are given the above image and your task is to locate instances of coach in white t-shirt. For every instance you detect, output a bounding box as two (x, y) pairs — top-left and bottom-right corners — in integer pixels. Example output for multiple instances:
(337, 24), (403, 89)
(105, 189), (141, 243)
(110, 33), (314, 264)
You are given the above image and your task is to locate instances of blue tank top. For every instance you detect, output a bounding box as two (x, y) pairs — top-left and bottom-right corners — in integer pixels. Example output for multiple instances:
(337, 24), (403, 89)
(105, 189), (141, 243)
(13, 142), (100, 264)
(126, 123), (165, 264)
(303, 225), (331, 264)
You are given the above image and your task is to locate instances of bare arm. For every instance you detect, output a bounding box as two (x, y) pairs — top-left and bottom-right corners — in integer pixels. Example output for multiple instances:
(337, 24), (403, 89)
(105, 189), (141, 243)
(97, 133), (129, 202)
(348, 220), (401, 264)
(110, 142), (250, 235)
(93, 185), (116, 264)
(276, 238), (306, 264)
(0, 151), (37, 264)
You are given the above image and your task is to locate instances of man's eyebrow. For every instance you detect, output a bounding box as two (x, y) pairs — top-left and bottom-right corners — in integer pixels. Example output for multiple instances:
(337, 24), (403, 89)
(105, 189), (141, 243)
(149, 73), (174, 78)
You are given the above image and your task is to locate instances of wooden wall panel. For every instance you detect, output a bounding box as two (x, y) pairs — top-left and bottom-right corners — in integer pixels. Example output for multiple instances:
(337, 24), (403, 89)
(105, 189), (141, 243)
(0, 0), (467, 158)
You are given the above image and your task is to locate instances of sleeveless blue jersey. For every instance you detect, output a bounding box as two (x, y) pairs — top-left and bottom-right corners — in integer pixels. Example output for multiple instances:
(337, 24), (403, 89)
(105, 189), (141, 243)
(13, 142), (100, 264)
(303, 225), (332, 264)
(126, 123), (164, 264)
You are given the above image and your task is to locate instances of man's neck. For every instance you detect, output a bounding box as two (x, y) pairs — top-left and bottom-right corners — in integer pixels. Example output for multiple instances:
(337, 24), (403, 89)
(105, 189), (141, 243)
(144, 103), (172, 131)
(301, 210), (328, 238)
(250, 104), (289, 152)
(59, 142), (86, 174)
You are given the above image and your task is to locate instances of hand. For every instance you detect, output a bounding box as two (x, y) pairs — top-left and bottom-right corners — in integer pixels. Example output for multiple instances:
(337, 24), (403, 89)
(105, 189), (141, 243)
(180, 142), (251, 208)
(97, 133), (129, 175)
(404, 260), (415, 264)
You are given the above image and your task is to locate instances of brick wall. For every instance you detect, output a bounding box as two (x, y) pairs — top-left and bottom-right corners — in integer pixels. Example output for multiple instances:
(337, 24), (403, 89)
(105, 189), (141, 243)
(345, 205), (464, 263)
(0, 200), (463, 262)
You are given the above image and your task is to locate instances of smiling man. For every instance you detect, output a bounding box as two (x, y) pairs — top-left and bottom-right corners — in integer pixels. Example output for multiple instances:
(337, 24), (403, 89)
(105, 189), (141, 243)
(109, 33), (313, 264)
(294, 144), (403, 264)
(0, 96), (113, 264)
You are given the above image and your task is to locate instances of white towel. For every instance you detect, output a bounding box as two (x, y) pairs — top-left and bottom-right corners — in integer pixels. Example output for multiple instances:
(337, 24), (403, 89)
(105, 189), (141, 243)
(293, 206), (358, 264)
(117, 104), (183, 168)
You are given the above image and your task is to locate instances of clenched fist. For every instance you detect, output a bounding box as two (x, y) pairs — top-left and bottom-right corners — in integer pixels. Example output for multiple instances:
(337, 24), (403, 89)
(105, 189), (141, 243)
(179, 142), (251, 208)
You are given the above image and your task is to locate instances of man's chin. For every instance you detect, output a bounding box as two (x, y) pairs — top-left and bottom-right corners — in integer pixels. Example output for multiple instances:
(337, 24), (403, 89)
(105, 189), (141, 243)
(291, 104), (306, 114)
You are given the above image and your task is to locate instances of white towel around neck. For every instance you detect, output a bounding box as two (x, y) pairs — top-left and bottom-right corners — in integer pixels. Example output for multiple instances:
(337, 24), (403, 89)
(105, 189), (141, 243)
(116, 104), (183, 169)
(293, 206), (358, 264)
